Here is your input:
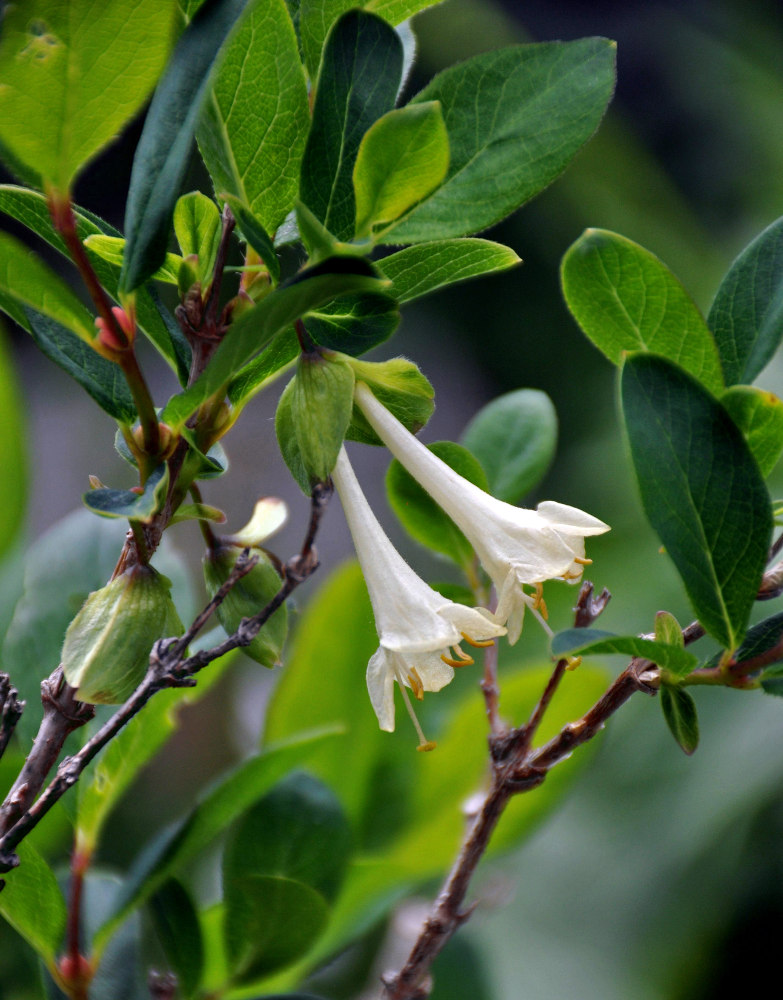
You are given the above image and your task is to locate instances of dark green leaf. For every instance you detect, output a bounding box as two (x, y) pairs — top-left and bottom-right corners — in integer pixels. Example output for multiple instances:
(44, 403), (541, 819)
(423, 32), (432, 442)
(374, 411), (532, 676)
(224, 875), (328, 983)
(385, 39), (616, 243)
(161, 259), (383, 429)
(562, 229), (723, 394)
(198, 0), (309, 237)
(94, 729), (341, 952)
(227, 329), (299, 409)
(83, 465), (169, 522)
(386, 442), (488, 569)
(0, 184), (191, 382)
(223, 773), (351, 904)
(708, 215), (783, 385)
(660, 685), (699, 755)
(0, 842), (66, 962)
(621, 354), (772, 649)
(120, 0), (248, 292)
(353, 101), (450, 237)
(0, 0), (176, 191)
(551, 627), (698, 676)
(305, 292), (400, 355)
(704, 612), (783, 674)
(24, 308), (136, 423)
(0, 326), (27, 561)
(300, 11), (402, 241)
(461, 389), (557, 503)
(721, 385), (783, 477)
(378, 238), (520, 303)
(149, 879), (204, 998)
(221, 194), (281, 284)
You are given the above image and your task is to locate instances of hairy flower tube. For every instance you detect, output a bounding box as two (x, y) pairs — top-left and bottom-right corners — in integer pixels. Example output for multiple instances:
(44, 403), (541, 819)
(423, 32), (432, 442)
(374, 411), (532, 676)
(332, 447), (506, 749)
(354, 382), (610, 644)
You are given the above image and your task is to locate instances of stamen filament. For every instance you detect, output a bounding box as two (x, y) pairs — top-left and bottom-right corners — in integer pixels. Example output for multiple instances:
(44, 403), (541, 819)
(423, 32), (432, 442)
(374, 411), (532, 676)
(393, 663), (435, 751)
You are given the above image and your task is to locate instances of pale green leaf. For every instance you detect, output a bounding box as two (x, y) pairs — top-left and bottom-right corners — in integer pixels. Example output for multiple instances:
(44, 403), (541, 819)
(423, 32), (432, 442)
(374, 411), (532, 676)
(0, 0), (177, 190)
(0, 842), (66, 962)
(379, 238), (520, 303)
(353, 102), (449, 237)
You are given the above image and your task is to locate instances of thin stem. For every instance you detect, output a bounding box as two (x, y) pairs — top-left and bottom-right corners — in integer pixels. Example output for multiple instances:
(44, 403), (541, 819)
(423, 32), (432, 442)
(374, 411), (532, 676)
(190, 482), (218, 550)
(118, 351), (161, 460)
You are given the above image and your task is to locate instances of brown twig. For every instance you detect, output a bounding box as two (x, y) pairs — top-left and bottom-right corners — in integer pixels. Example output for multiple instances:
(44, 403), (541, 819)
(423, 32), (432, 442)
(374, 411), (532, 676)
(0, 674), (24, 760)
(0, 485), (331, 872)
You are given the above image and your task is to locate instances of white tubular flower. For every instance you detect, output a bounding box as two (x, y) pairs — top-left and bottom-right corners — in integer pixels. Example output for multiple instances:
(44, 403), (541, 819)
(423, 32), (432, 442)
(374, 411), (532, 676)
(354, 382), (610, 644)
(332, 447), (506, 749)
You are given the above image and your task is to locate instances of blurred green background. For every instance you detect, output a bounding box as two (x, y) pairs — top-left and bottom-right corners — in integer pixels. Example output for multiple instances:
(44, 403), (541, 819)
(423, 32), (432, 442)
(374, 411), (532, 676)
(3, 0), (783, 996)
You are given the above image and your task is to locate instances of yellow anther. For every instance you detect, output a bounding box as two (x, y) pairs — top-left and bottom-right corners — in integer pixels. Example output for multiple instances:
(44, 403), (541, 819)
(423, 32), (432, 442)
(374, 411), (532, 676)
(441, 651), (474, 668)
(461, 631), (495, 648)
(574, 556), (592, 566)
(531, 584), (549, 620)
(407, 666), (424, 700)
(416, 740), (437, 753)
(566, 655), (582, 671)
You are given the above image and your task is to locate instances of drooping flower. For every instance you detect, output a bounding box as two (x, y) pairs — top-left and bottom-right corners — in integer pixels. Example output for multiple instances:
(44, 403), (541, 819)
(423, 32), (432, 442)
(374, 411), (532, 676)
(332, 447), (506, 748)
(354, 382), (610, 644)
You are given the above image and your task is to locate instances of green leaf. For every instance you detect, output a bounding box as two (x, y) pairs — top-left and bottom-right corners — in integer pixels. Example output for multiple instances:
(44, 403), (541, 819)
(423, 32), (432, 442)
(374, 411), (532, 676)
(353, 102), (450, 237)
(0, 185), (191, 382)
(708, 215), (783, 385)
(0, 326), (27, 561)
(0, 231), (95, 340)
(227, 329), (299, 409)
(562, 229), (724, 394)
(654, 610), (685, 648)
(551, 627), (698, 676)
(224, 876), (329, 983)
(460, 389), (557, 503)
(83, 235), (183, 285)
(384, 39), (616, 243)
(378, 238), (521, 304)
(0, 0), (176, 191)
(94, 730), (341, 954)
(660, 686), (699, 755)
(0, 842), (66, 962)
(721, 385), (783, 477)
(83, 465), (169, 522)
(386, 442), (488, 569)
(173, 192), (222, 286)
(300, 11), (403, 241)
(220, 194), (280, 284)
(23, 308), (137, 423)
(621, 353), (772, 649)
(305, 292), (400, 355)
(197, 0), (309, 237)
(365, 0), (444, 22)
(221, 775), (349, 979)
(223, 773), (351, 903)
(119, 0), (248, 293)
(161, 259), (384, 429)
(149, 879), (204, 998)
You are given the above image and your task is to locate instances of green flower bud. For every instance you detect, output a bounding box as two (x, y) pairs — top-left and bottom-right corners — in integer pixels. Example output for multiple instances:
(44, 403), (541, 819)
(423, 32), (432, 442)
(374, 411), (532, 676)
(61, 565), (182, 704)
(275, 350), (355, 493)
(203, 545), (287, 668)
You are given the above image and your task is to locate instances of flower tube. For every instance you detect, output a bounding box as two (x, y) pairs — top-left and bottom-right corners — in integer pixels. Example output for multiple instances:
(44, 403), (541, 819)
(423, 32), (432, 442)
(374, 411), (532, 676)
(354, 382), (610, 644)
(332, 447), (506, 748)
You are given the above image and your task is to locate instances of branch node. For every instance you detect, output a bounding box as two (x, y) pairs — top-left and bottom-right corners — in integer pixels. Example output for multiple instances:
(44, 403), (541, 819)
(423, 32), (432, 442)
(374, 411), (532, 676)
(574, 581), (611, 627)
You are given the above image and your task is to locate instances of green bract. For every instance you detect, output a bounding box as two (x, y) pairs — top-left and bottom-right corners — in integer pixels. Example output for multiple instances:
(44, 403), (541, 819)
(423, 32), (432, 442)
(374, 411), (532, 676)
(203, 545), (288, 667)
(61, 564), (181, 704)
